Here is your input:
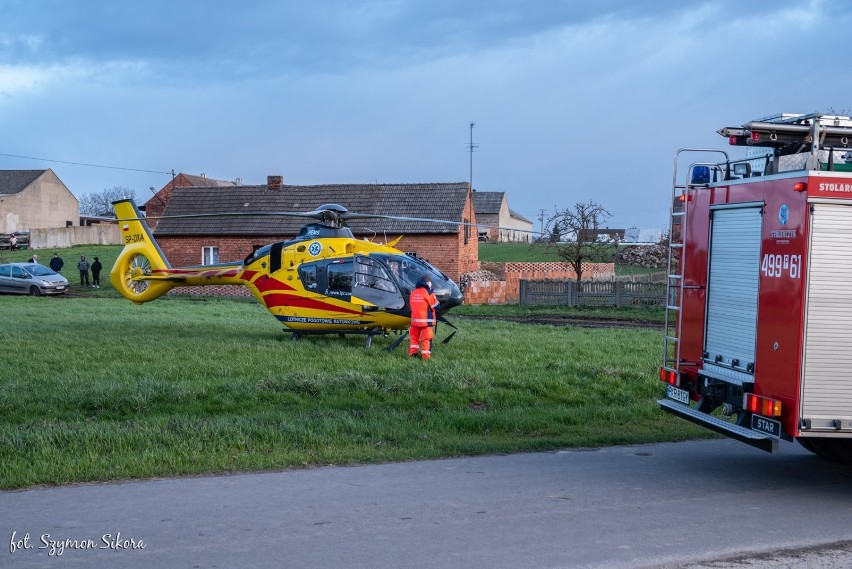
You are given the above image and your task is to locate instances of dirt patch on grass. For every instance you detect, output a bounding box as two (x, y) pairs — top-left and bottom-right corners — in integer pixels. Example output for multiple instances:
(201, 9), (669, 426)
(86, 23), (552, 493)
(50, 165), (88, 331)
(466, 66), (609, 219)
(452, 314), (662, 330)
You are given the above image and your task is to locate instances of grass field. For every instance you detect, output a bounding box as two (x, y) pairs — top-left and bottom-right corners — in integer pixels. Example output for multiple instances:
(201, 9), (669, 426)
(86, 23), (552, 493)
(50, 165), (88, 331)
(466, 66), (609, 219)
(0, 293), (709, 490)
(1, 244), (124, 298)
(478, 242), (663, 278)
(478, 242), (558, 262)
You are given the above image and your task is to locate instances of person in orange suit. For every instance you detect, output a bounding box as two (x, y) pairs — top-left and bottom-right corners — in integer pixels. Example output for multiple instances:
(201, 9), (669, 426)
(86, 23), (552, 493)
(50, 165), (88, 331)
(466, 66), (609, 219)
(408, 277), (439, 359)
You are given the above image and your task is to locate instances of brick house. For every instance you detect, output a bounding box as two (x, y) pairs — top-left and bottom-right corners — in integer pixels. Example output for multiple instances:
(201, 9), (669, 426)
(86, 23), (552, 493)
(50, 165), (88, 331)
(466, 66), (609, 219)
(143, 172), (239, 228)
(152, 178), (480, 282)
(472, 191), (533, 242)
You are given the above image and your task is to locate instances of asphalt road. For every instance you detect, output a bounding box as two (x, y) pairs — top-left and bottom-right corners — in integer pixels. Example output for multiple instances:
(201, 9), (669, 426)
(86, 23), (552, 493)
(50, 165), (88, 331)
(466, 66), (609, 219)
(3, 439), (852, 569)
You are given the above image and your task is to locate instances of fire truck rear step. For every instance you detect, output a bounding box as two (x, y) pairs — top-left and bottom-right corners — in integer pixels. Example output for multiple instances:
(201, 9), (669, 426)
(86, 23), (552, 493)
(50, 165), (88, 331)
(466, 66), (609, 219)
(698, 363), (754, 386)
(658, 399), (778, 453)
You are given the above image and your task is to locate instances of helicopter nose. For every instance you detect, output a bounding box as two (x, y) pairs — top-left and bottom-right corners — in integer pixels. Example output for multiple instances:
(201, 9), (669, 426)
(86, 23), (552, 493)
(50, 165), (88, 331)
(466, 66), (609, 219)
(436, 283), (464, 311)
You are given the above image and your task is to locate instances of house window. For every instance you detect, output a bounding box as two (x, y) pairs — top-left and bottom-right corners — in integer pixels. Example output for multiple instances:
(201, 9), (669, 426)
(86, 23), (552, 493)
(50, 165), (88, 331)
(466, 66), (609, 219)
(202, 246), (220, 265)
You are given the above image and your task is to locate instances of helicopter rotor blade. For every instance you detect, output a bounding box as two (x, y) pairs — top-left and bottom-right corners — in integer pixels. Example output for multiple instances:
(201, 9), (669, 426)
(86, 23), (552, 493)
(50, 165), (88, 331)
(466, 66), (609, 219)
(342, 212), (472, 227)
(115, 210), (343, 223)
(341, 212), (544, 238)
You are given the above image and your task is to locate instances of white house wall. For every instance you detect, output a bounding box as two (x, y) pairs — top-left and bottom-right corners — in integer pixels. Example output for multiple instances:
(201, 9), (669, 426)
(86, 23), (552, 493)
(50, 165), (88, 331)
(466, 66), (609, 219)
(0, 170), (79, 233)
(504, 216), (534, 242)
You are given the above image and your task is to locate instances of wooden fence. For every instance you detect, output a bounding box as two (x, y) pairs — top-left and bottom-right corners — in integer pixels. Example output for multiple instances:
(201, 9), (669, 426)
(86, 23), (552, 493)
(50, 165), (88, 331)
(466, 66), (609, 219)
(519, 280), (666, 308)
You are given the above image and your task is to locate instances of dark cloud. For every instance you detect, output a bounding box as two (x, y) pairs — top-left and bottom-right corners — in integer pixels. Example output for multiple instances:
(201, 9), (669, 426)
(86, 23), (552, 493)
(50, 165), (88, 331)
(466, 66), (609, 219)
(2, 0), (848, 231)
(0, 0), (811, 82)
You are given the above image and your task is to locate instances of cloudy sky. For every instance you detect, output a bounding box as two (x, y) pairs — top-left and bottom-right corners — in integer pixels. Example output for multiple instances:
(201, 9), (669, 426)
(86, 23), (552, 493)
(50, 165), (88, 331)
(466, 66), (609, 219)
(1, 0), (850, 232)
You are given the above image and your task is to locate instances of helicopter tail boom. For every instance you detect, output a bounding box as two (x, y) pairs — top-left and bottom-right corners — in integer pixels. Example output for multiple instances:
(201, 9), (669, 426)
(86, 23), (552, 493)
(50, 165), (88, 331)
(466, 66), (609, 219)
(110, 199), (176, 303)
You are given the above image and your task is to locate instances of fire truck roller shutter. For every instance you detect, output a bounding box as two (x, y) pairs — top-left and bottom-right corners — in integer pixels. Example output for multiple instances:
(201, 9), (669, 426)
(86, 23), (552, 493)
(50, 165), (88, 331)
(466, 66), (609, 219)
(704, 203), (763, 372)
(801, 202), (852, 433)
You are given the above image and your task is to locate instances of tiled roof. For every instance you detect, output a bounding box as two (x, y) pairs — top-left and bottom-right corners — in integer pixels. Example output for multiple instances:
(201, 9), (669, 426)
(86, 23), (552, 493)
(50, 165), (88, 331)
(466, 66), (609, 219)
(154, 183), (471, 236)
(181, 174), (238, 187)
(472, 191), (505, 215)
(0, 170), (46, 195)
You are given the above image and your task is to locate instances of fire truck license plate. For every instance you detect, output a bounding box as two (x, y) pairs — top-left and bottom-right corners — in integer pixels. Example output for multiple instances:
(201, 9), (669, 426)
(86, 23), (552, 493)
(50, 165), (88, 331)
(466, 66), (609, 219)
(666, 385), (690, 405)
(751, 415), (781, 439)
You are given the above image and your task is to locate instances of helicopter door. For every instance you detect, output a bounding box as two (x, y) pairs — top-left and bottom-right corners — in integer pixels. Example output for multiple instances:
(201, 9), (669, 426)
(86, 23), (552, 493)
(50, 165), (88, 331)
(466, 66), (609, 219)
(352, 255), (405, 309)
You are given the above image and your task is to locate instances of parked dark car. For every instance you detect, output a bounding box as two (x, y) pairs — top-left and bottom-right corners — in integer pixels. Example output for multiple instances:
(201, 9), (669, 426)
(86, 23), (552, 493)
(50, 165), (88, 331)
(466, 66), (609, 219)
(0, 262), (69, 296)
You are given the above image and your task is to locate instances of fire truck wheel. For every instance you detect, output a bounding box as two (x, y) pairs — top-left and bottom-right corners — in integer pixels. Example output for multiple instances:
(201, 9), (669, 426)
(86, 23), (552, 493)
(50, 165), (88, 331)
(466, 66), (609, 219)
(797, 438), (852, 464)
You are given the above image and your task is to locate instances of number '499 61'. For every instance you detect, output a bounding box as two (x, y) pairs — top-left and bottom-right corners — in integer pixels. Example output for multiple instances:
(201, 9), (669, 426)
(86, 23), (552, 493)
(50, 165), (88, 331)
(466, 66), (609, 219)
(760, 254), (801, 278)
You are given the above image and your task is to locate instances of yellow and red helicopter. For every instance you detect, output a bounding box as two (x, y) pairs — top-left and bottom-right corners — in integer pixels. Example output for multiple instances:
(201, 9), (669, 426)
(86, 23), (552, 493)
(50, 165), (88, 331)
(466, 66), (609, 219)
(110, 199), (464, 348)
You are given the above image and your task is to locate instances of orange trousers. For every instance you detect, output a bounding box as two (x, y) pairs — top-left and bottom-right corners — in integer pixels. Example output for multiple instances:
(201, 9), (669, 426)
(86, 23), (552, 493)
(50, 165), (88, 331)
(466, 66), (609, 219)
(409, 326), (434, 359)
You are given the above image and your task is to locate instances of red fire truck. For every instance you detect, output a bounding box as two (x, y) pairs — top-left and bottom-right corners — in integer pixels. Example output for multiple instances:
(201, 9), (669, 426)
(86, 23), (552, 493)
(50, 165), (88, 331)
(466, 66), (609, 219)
(659, 112), (852, 462)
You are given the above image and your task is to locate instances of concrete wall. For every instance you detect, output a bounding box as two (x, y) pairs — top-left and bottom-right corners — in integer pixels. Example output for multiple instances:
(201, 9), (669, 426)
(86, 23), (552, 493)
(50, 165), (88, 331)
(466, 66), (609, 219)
(31, 225), (122, 249)
(0, 170), (79, 233)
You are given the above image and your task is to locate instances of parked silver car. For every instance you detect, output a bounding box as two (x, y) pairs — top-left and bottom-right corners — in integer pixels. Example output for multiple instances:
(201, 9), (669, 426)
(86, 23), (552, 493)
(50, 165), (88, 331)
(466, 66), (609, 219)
(0, 262), (69, 296)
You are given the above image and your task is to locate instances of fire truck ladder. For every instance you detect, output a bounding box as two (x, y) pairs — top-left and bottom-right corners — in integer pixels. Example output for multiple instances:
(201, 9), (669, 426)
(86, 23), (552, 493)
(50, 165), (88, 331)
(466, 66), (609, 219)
(662, 149), (729, 380)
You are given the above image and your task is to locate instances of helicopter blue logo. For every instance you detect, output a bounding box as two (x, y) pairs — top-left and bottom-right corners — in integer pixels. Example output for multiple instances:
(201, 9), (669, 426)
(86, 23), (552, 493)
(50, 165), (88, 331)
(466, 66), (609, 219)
(308, 241), (322, 256)
(779, 204), (789, 225)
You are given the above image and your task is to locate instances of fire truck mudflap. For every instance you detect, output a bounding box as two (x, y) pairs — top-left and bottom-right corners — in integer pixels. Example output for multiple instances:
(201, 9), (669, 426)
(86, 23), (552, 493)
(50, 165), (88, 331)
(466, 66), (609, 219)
(658, 113), (852, 463)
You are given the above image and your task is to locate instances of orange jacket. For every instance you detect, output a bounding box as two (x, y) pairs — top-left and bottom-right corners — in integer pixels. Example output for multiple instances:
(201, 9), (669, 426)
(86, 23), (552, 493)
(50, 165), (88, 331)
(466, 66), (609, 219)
(409, 286), (439, 327)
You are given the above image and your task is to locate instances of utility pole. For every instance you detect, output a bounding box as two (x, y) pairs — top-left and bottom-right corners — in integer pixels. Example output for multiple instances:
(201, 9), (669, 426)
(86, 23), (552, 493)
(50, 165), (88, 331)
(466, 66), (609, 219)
(467, 122), (478, 190)
(539, 209), (547, 237)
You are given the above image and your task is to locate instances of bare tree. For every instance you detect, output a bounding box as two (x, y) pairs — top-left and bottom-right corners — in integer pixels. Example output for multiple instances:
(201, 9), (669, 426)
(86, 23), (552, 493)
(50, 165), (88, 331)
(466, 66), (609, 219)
(540, 200), (613, 283)
(79, 186), (136, 217)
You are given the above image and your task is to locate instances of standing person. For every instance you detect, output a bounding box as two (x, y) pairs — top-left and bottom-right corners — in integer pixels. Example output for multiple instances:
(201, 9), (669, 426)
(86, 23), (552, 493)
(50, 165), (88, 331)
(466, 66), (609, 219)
(28, 254), (39, 264)
(91, 256), (103, 288)
(408, 277), (440, 360)
(49, 253), (64, 274)
(9, 233), (16, 251)
(77, 255), (90, 287)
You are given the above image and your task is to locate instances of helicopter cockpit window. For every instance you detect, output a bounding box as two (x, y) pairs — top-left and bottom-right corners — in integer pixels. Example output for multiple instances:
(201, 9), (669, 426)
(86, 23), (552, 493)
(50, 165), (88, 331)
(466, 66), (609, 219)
(327, 261), (353, 292)
(300, 265), (318, 290)
(354, 256), (397, 293)
(352, 255), (405, 310)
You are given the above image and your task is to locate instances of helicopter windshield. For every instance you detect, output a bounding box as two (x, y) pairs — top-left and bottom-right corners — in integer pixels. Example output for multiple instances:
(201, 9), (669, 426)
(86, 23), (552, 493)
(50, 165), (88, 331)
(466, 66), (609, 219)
(374, 254), (449, 291)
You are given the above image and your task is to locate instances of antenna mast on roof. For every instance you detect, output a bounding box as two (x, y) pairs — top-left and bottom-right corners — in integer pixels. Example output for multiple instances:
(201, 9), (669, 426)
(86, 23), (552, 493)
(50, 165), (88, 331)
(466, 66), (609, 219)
(467, 122), (478, 191)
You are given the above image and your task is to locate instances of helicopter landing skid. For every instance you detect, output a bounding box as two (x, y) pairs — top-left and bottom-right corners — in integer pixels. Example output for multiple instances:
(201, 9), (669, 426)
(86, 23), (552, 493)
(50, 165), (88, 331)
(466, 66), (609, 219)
(283, 328), (390, 349)
(385, 331), (409, 352)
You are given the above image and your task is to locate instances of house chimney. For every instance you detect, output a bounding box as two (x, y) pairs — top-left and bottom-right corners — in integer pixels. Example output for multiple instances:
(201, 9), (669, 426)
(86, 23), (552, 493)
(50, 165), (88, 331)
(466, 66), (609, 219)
(235, 177), (242, 186)
(200, 173), (207, 178)
(267, 175), (283, 191)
